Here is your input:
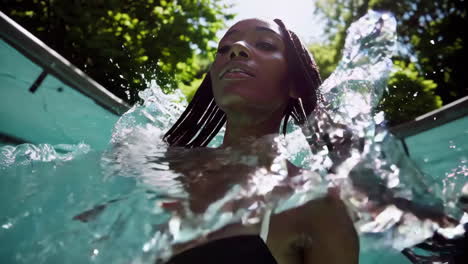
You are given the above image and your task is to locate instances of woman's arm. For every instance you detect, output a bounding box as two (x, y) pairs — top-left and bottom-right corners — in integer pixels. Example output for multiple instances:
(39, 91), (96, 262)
(267, 191), (359, 264)
(301, 195), (359, 264)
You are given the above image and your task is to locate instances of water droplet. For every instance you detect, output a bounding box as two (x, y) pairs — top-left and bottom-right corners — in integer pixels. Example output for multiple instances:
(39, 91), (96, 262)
(413, 92), (418, 97)
(2, 223), (12, 229)
(374, 112), (385, 124)
(430, 40), (435, 45)
(449, 141), (456, 149)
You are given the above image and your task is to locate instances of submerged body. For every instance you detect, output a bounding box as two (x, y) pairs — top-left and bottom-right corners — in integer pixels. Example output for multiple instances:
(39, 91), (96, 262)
(161, 18), (359, 263)
(164, 141), (359, 264)
(169, 201), (358, 264)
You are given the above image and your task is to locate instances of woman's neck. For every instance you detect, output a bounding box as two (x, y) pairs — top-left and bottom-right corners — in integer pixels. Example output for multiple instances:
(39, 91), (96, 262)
(221, 113), (283, 148)
(221, 115), (302, 177)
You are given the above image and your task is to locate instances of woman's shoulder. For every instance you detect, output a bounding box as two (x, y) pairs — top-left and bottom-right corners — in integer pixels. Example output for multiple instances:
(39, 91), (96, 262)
(267, 193), (359, 264)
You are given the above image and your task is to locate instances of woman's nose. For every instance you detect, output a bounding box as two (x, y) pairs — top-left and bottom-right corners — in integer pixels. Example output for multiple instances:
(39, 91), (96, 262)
(230, 42), (250, 60)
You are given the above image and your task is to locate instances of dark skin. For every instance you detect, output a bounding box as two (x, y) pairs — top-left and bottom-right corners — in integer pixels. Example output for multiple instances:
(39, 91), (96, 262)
(210, 18), (295, 148)
(166, 19), (359, 264)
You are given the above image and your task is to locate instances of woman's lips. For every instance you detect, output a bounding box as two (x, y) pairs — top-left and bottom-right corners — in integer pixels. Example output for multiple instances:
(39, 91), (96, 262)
(219, 64), (255, 80)
(222, 71), (253, 79)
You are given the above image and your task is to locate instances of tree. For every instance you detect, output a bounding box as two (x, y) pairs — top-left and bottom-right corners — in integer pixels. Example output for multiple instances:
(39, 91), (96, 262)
(370, 0), (466, 104)
(312, 0), (370, 81)
(376, 60), (442, 125)
(309, 42), (337, 80)
(2, 0), (234, 104)
(311, 0), (466, 125)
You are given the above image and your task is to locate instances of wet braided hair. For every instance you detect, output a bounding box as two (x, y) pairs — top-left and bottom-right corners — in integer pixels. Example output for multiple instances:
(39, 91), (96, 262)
(273, 19), (323, 134)
(163, 19), (322, 148)
(402, 224), (468, 264)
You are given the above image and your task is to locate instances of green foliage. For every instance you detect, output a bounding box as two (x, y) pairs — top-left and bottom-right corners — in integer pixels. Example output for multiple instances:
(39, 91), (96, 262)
(3, 0), (234, 104)
(370, 0), (466, 104)
(178, 54), (211, 101)
(377, 61), (442, 125)
(314, 0), (370, 65)
(311, 0), (466, 125)
(308, 42), (337, 80)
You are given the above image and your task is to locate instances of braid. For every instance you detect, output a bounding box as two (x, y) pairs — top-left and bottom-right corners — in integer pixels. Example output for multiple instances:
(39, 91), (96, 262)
(402, 226), (468, 264)
(163, 74), (226, 147)
(273, 19), (322, 134)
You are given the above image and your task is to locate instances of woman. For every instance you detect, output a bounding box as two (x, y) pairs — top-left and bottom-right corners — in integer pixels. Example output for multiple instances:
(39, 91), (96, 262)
(162, 18), (360, 264)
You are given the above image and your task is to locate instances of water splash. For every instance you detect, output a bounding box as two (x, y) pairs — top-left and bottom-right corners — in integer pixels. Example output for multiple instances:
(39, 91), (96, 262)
(0, 142), (90, 167)
(304, 11), (465, 250)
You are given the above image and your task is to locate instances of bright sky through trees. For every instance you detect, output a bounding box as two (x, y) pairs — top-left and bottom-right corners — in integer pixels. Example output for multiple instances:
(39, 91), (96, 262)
(220, 0), (323, 42)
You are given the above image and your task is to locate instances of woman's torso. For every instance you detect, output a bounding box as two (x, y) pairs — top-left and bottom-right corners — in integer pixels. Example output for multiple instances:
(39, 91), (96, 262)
(165, 146), (359, 264)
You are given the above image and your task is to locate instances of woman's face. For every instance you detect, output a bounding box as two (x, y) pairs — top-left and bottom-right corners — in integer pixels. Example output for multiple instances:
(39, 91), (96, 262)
(210, 19), (293, 119)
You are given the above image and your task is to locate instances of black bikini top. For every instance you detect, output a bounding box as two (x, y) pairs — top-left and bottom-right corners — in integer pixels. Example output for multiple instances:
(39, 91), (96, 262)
(166, 235), (278, 264)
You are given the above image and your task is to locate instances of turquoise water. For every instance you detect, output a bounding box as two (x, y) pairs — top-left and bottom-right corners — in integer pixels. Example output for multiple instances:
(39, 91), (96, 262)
(0, 37), (120, 149)
(1, 11), (466, 264)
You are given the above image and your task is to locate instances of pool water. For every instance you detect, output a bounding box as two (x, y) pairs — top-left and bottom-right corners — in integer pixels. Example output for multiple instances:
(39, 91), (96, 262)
(1, 10), (466, 264)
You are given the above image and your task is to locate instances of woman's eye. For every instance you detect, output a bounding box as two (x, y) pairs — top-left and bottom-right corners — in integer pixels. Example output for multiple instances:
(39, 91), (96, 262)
(217, 45), (230, 54)
(256, 42), (276, 51)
